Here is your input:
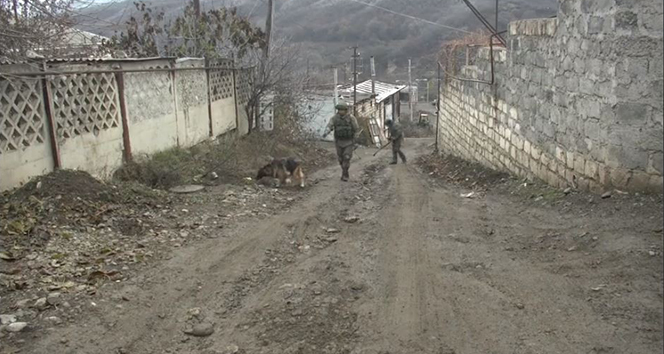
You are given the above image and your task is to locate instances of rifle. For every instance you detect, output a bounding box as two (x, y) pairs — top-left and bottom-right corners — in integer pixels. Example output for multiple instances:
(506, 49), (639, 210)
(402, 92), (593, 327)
(352, 129), (364, 150)
(373, 139), (393, 156)
(352, 129), (363, 160)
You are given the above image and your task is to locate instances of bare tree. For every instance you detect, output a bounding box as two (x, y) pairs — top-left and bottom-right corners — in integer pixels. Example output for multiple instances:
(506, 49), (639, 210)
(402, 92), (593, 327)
(0, 0), (85, 60)
(240, 36), (318, 134)
(101, 1), (265, 60)
(103, 2), (319, 137)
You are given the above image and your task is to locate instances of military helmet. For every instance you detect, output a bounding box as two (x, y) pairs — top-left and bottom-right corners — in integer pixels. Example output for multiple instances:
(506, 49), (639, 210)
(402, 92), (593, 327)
(335, 101), (348, 110)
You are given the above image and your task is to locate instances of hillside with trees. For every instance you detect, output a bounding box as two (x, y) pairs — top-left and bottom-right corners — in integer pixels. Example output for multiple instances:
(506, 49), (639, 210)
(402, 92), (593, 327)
(78, 0), (557, 80)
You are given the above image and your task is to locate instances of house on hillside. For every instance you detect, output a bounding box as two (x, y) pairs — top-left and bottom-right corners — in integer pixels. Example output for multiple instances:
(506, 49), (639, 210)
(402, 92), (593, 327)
(1, 27), (109, 63)
(32, 28), (109, 58)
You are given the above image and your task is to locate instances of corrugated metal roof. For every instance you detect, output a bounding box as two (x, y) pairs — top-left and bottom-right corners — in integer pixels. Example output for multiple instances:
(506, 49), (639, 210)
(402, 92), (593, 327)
(340, 80), (406, 103)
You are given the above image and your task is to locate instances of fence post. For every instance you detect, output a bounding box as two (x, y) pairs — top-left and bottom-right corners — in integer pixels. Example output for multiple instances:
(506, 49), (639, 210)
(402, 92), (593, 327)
(114, 72), (132, 163)
(40, 63), (61, 169)
(205, 57), (214, 138)
(436, 62), (442, 154)
(232, 65), (240, 132)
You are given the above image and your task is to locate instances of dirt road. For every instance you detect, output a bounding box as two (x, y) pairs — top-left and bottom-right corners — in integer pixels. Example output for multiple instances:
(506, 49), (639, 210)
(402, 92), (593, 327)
(16, 139), (663, 354)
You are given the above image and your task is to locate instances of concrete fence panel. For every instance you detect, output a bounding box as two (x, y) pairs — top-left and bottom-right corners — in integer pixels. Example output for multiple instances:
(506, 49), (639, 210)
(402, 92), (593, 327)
(0, 69), (55, 190)
(209, 59), (237, 136)
(49, 72), (124, 178)
(122, 60), (178, 155)
(174, 58), (210, 147)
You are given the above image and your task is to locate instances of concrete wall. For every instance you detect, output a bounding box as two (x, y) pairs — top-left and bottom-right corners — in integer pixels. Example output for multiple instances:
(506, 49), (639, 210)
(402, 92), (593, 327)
(0, 57), (253, 191)
(174, 58), (211, 147)
(438, 0), (663, 193)
(123, 59), (179, 155)
(210, 98), (237, 137)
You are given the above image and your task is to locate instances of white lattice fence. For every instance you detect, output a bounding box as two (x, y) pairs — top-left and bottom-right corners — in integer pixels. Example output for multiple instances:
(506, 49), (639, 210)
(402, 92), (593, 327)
(236, 68), (253, 106)
(0, 77), (47, 154)
(50, 73), (121, 140)
(209, 59), (234, 102)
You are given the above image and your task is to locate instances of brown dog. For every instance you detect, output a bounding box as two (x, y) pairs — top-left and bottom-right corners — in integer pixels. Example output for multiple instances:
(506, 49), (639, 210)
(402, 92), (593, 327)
(256, 158), (305, 188)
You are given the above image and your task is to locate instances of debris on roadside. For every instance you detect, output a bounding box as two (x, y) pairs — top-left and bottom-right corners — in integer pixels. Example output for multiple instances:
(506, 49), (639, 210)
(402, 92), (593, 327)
(184, 322), (215, 337)
(344, 216), (360, 223)
(4, 322), (28, 333)
(169, 185), (205, 194)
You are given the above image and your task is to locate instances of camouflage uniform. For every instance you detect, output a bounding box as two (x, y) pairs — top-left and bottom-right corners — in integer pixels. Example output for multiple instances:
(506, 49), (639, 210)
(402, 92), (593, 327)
(324, 105), (360, 181)
(387, 120), (406, 164)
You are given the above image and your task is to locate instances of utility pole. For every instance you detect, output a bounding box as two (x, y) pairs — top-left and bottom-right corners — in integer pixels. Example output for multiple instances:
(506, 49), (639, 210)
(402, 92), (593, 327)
(436, 62), (441, 153)
(408, 58), (413, 122)
(263, 0), (273, 59)
(351, 46), (359, 116)
(253, 0), (273, 132)
(193, 0), (201, 18)
(343, 62), (348, 83)
(370, 56), (376, 96)
(333, 67), (338, 106)
(193, 0), (201, 55)
(495, 0), (499, 32)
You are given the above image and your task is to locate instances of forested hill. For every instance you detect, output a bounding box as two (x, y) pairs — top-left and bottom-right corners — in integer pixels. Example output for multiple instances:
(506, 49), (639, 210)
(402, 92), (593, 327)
(79, 0), (557, 79)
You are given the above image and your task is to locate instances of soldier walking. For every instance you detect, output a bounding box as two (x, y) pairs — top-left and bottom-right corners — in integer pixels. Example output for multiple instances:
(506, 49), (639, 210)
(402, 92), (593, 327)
(385, 119), (406, 165)
(323, 101), (360, 181)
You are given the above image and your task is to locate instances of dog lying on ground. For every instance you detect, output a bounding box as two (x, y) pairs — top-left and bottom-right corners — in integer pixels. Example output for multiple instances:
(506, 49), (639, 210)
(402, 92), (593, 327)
(256, 158), (305, 188)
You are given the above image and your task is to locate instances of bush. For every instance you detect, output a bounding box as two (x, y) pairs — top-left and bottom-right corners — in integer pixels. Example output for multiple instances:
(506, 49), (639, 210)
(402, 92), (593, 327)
(401, 119), (434, 138)
(114, 148), (196, 189)
(114, 130), (333, 189)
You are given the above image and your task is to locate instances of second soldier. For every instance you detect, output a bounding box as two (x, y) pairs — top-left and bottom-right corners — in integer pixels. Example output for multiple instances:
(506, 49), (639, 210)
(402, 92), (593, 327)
(385, 119), (406, 165)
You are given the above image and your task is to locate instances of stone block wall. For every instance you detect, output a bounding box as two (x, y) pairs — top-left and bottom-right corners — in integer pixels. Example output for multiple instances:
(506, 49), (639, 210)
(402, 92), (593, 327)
(438, 0), (663, 193)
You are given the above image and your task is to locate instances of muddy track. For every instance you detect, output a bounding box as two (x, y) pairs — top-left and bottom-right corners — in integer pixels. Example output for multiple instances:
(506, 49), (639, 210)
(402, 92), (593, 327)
(20, 138), (663, 354)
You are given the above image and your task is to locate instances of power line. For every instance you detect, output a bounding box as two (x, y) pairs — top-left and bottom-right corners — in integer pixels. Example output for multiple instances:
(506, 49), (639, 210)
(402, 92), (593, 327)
(344, 0), (472, 34)
(246, 0), (262, 18)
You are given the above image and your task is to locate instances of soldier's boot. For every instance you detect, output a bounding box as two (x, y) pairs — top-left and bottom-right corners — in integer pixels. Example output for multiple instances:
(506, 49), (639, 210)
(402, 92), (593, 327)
(400, 151), (407, 164)
(390, 151), (398, 165)
(341, 161), (350, 181)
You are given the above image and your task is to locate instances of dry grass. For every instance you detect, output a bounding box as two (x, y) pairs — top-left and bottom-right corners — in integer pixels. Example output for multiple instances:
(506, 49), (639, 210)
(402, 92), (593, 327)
(401, 120), (434, 138)
(114, 130), (333, 189)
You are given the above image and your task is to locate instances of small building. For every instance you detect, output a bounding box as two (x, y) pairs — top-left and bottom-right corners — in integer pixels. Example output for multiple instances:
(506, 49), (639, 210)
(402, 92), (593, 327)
(340, 79), (406, 125)
(35, 28), (109, 58)
(398, 84), (419, 104)
(339, 80), (406, 146)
